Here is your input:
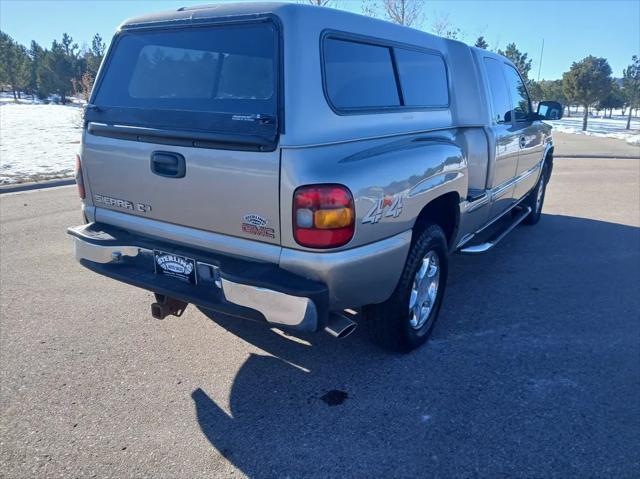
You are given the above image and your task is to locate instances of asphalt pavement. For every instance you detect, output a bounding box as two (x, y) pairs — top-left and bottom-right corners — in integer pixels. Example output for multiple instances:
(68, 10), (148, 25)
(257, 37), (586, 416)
(1, 156), (639, 478)
(553, 131), (639, 158)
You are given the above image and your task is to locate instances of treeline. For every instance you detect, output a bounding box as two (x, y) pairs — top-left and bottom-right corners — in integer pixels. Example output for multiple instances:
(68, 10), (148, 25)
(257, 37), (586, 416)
(490, 42), (640, 130)
(0, 31), (105, 103)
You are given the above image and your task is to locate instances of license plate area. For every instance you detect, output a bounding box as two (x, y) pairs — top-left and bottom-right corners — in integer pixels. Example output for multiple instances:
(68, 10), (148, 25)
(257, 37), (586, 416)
(153, 250), (197, 284)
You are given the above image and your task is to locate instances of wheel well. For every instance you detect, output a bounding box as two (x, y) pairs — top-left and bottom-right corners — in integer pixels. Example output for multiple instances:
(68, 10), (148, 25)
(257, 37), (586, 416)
(412, 192), (460, 248)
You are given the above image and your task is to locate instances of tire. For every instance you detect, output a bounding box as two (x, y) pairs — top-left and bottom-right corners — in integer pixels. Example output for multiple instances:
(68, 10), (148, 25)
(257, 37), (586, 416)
(522, 163), (549, 226)
(364, 224), (449, 353)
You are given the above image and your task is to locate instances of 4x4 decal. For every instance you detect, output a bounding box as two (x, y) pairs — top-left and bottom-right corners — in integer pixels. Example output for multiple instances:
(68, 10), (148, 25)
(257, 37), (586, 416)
(362, 194), (404, 224)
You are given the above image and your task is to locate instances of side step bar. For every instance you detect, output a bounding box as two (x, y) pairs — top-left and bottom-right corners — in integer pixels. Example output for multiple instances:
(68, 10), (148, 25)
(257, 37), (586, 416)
(459, 206), (532, 255)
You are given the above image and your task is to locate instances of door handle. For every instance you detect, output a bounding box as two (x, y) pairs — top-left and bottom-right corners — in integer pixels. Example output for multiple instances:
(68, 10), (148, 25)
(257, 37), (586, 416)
(519, 136), (527, 148)
(150, 151), (186, 178)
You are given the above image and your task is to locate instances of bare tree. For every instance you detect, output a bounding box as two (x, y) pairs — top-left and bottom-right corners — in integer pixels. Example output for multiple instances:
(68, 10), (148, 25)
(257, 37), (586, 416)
(381, 0), (425, 27)
(300, 0), (334, 6)
(361, 0), (376, 17)
(430, 13), (462, 39)
(361, 0), (379, 18)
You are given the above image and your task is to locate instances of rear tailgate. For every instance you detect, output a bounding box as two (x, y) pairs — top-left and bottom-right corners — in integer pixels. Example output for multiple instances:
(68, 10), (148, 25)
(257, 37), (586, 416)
(82, 19), (282, 244)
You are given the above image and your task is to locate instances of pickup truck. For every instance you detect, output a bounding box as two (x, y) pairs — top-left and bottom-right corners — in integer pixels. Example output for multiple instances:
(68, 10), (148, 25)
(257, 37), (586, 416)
(68, 2), (563, 352)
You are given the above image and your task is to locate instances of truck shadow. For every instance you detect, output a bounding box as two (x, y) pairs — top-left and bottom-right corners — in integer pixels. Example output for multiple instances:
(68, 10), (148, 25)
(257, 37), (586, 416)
(192, 213), (640, 478)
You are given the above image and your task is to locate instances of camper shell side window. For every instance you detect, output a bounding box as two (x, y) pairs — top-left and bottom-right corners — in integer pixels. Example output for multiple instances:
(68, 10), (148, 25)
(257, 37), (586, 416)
(321, 31), (450, 115)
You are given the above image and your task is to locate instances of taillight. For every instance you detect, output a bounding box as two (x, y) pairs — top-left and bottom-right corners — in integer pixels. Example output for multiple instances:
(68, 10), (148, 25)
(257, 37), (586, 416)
(75, 154), (85, 199)
(293, 184), (355, 248)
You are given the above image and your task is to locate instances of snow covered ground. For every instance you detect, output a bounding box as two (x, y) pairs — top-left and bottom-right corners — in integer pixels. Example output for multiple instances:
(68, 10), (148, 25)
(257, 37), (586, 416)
(0, 103), (83, 184)
(547, 116), (640, 146)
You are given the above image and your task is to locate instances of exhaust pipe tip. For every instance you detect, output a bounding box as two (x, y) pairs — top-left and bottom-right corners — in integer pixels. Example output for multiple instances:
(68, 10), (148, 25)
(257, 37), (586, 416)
(325, 313), (357, 339)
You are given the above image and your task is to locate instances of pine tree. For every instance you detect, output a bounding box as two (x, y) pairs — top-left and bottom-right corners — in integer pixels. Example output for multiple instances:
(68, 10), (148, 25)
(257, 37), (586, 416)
(597, 81), (625, 118)
(622, 56), (640, 129)
(562, 56), (612, 131)
(91, 34), (106, 57)
(0, 31), (31, 100)
(14, 43), (31, 99)
(86, 33), (106, 78)
(497, 43), (532, 80)
(61, 33), (78, 57)
(538, 79), (568, 115)
(28, 41), (44, 98)
(474, 36), (488, 49)
(40, 40), (75, 103)
(0, 32), (16, 98)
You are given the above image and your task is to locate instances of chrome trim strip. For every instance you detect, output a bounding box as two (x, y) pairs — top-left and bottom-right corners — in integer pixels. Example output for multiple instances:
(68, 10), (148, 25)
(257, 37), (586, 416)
(491, 178), (515, 200)
(490, 162), (542, 202)
(517, 163), (540, 183)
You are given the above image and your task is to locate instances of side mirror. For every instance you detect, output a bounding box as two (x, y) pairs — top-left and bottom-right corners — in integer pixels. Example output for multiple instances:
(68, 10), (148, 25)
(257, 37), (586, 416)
(537, 101), (563, 120)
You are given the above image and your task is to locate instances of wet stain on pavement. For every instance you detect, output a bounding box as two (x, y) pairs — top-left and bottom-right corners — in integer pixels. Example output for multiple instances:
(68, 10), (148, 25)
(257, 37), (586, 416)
(320, 390), (348, 406)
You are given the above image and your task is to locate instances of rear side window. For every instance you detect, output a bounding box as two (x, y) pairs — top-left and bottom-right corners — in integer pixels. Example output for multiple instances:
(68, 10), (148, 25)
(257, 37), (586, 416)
(483, 57), (511, 123)
(395, 49), (448, 107)
(323, 38), (400, 109)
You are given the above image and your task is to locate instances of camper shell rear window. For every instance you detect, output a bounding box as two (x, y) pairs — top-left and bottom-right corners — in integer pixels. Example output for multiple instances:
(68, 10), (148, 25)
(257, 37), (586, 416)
(88, 20), (280, 150)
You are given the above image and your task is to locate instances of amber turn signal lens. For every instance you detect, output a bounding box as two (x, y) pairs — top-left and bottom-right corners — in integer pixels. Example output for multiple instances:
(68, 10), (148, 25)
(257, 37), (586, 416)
(314, 207), (353, 229)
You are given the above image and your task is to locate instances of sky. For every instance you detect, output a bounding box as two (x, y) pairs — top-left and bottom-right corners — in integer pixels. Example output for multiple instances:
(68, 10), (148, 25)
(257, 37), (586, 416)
(1, 0), (638, 80)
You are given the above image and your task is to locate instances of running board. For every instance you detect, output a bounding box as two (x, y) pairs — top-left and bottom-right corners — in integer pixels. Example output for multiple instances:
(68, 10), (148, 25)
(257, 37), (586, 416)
(458, 206), (532, 255)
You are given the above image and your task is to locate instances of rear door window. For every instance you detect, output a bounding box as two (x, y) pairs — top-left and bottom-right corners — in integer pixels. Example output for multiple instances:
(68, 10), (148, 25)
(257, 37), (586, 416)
(91, 22), (278, 141)
(483, 57), (512, 123)
(394, 49), (448, 107)
(323, 38), (400, 109)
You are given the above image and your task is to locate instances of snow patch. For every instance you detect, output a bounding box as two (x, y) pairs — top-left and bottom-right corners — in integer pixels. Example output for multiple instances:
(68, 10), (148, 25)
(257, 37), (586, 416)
(626, 135), (640, 146)
(0, 103), (83, 184)
(547, 116), (640, 144)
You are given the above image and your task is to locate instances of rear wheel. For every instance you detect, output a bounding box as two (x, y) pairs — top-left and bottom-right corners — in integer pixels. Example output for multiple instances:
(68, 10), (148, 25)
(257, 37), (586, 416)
(522, 163), (549, 226)
(364, 224), (449, 353)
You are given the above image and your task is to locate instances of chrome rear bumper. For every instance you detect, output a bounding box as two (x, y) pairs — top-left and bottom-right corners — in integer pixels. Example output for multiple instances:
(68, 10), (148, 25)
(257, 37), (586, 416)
(68, 224), (326, 332)
(73, 236), (150, 263)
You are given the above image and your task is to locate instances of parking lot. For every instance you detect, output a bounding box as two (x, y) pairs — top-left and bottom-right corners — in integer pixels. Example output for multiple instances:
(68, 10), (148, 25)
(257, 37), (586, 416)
(1, 145), (639, 477)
